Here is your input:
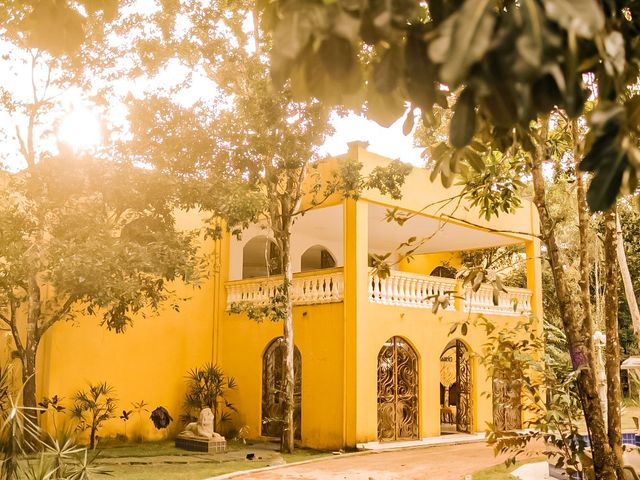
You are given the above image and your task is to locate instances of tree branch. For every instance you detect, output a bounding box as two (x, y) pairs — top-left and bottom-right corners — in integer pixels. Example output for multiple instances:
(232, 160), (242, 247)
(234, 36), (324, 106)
(37, 295), (78, 340)
(439, 214), (541, 239)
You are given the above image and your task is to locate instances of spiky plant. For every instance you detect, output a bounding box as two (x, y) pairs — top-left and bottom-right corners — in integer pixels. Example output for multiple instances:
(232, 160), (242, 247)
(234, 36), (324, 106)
(71, 382), (117, 450)
(183, 363), (237, 432)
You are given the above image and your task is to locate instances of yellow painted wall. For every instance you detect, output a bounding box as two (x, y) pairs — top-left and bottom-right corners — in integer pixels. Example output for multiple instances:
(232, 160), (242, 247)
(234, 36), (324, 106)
(36, 211), (217, 442)
(398, 252), (462, 276)
(217, 302), (345, 450)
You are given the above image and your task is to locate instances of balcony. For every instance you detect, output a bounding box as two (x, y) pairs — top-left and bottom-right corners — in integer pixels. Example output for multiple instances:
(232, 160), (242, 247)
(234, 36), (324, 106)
(226, 267), (345, 307)
(226, 268), (532, 316)
(370, 270), (531, 316)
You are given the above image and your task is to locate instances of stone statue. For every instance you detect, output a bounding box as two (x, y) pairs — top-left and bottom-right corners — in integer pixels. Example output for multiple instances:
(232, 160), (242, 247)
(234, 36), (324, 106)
(179, 408), (223, 439)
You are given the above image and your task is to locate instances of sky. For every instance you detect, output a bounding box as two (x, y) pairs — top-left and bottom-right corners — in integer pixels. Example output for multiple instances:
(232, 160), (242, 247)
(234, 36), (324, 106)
(322, 113), (424, 167)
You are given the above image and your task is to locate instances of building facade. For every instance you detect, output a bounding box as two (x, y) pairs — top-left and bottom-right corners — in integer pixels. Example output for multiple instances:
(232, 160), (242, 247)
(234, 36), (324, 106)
(32, 143), (542, 449)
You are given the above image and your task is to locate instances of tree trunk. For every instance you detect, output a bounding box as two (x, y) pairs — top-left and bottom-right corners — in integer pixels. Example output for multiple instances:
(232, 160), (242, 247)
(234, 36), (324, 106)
(279, 217), (295, 453)
(615, 213), (640, 341)
(21, 339), (38, 430)
(603, 206), (624, 477)
(530, 137), (619, 479)
(24, 276), (42, 433)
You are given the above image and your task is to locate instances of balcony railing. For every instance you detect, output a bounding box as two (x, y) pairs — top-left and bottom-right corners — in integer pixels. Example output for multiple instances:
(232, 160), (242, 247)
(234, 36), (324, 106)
(463, 284), (533, 316)
(369, 270), (457, 311)
(369, 270), (532, 316)
(226, 268), (344, 307)
(226, 268), (532, 316)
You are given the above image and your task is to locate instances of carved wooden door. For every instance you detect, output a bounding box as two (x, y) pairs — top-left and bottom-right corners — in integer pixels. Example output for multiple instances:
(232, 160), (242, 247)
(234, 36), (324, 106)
(262, 338), (301, 439)
(377, 337), (419, 441)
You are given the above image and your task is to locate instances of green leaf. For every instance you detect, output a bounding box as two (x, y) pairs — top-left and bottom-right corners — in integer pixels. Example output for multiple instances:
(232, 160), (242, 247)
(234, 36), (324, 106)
(439, 0), (496, 87)
(450, 88), (476, 148)
(373, 45), (402, 94)
(516, 0), (544, 70)
(464, 149), (485, 172)
(625, 96), (640, 133)
(461, 323), (468, 336)
(319, 35), (355, 81)
(402, 111), (415, 136)
(366, 83), (406, 128)
(405, 25), (437, 110)
(544, 0), (604, 38)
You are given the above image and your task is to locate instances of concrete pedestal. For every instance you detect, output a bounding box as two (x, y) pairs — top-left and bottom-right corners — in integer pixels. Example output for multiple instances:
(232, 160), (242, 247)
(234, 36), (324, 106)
(175, 435), (227, 453)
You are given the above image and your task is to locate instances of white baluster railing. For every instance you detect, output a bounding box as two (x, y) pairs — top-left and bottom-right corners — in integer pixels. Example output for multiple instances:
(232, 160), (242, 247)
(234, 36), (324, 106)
(369, 271), (457, 310)
(228, 267), (532, 316)
(463, 284), (532, 316)
(226, 268), (345, 308)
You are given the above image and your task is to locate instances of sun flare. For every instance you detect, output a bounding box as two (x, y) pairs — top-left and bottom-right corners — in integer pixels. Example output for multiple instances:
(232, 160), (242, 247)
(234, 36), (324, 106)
(57, 106), (103, 152)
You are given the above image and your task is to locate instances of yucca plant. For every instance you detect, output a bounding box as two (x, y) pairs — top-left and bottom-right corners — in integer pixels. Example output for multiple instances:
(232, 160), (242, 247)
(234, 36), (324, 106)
(71, 382), (117, 450)
(183, 364), (237, 432)
(1, 380), (42, 480)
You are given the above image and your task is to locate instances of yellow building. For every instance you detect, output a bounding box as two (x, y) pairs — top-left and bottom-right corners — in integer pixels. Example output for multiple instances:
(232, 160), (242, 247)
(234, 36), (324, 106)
(35, 142), (542, 449)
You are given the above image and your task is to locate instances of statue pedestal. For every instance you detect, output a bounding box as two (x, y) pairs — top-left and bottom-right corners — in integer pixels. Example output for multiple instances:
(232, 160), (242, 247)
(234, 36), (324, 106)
(175, 435), (227, 453)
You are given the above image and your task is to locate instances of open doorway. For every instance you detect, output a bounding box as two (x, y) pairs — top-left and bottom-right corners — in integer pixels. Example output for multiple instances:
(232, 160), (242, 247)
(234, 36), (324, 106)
(440, 340), (473, 434)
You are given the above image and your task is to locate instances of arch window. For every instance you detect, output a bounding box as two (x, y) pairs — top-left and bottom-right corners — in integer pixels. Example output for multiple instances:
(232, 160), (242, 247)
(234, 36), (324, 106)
(242, 236), (281, 279)
(300, 245), (336, 272)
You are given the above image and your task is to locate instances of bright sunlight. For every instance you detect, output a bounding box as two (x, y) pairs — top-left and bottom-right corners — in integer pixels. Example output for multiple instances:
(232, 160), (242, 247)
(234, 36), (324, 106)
(57, 105), (103, 152)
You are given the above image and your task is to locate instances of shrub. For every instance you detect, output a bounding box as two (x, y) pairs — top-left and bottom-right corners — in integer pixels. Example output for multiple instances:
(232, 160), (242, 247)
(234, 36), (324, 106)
(71, 382), (117, 450)
(183, 363), (237, 432)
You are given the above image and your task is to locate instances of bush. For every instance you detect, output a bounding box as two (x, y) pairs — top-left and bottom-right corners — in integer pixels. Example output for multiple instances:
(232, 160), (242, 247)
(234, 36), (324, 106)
(183, 363), (237, 432)
(71, 381), (117, 450)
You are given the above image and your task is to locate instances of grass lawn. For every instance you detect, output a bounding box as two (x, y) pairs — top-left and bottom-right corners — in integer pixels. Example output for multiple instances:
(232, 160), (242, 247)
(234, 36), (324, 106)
(93, 439), (330, 480)
(472, 458), (545, 480)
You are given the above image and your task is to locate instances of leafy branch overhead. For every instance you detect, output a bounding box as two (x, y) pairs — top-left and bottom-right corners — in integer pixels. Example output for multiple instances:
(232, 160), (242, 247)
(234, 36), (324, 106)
(265, 0), (640, 211)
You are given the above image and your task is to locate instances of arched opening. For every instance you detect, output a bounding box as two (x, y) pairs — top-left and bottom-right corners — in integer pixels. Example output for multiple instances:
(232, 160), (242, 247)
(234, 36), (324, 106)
(492, 370), (522, 431)
(242, 236), (281, 279)
(300, 245), (336, 272)
(430, 265), (457, 278)
(377, 336), (419, 441)
(440, 339), (473, 434)
(261, 338), (302, 439)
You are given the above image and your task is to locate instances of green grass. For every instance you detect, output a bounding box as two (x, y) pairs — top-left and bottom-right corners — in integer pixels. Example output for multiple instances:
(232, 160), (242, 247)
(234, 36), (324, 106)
(90, 439), (330, 480)
(472, 458), (545, 480)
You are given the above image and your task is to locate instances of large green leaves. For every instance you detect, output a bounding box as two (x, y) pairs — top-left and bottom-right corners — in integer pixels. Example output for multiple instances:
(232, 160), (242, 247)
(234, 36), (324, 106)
(449, 87), (476, 148)
(579, 104), (629, 212)
(437, 0), (496, 87)
(544, 0), (604, 38)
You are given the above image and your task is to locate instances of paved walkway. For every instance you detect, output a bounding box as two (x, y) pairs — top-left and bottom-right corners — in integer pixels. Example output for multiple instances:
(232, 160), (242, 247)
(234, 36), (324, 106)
(218, 442), (508, 480)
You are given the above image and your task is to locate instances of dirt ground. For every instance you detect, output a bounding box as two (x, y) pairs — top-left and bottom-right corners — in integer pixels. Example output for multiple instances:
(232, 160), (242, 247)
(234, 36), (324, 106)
(223, 442), (510, 480)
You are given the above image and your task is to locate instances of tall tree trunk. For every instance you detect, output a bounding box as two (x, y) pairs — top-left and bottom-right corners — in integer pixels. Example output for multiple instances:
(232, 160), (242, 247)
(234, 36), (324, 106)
(279, 216), (295, 453)
(24, 276), (41, 431)
(615, 213), (640, 341)
(530, 133), (619, 479)
(21, 339), (38, 428)
(603, 206), (624, 477)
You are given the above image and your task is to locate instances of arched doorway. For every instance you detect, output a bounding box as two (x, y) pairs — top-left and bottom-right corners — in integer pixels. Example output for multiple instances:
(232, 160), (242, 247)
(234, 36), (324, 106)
(243, 236), (281, 279)
(440, 340), (473, 434)
(377, 336), (419, 441)
(492, 371), (522, 431)
(262, 338), (301, 439)
(300, 245), (336, 272)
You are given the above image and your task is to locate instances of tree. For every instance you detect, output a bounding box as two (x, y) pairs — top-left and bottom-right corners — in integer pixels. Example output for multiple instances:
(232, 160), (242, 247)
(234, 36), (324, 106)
(264, 0), (640, 213)
(261, 2), (640, 473)
(0, 0), (203, 431)
(121, 0), (412, 451)
(0, 155), (202, 428)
